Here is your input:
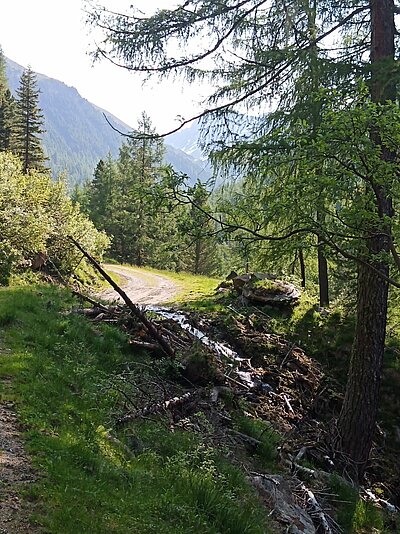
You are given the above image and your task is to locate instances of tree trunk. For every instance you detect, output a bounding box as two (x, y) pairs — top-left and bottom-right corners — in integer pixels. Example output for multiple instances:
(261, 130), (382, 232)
(317, 241), (329, 307)
(299, 248), (306, 289)
(337, 256), (389, 478)
(337, 0), (395, 480)
(194, 237), (201, 274)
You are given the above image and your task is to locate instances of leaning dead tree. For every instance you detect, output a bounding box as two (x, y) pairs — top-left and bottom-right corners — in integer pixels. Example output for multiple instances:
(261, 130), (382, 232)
(68, 236), (175, 358)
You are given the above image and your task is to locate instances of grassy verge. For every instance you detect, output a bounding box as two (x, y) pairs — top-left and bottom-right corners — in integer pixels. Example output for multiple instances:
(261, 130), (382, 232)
(0, 283), (269, 534)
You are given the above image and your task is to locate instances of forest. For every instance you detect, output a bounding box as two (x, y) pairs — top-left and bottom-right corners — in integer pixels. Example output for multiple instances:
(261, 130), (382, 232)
(1, 1), (400, 533)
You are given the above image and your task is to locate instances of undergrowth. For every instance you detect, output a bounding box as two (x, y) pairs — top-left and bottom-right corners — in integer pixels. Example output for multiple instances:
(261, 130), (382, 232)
(0, 283), (269, 534)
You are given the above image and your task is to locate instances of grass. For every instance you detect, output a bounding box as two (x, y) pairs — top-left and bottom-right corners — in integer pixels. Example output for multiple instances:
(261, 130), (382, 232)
(0, 282), (269, 534)
(235, 414), (281, 470)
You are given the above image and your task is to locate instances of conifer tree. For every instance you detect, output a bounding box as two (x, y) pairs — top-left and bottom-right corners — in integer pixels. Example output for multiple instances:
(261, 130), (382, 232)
(88, 0), (400, 478)
(13, 66), (47, 173)
(0, 46), (7, 101)
(116, 112), (165, 265)
(0, 89), (16, 152)
(0, 46), (15, 152)
(182, 180), (219, 275)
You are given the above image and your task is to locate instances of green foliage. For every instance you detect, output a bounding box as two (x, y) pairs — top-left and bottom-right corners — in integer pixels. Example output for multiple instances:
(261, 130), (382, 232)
(235, 415), (281, 469)
(0, 152), (109, 282)
(328, 474), (359, 532)
(85, 0), (400, 295)
(83, 117), (223, 276)
(269, 292), (355, 381)
(352, 500), (385, 532)
(0, 45), (7, 100)
(179, 179), (221, 275)
(0, 283), (269, 533)
(0, 47), (15, 152)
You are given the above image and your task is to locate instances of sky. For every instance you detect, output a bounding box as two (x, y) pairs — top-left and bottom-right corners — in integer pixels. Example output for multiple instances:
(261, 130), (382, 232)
(0, 0), (205, 132)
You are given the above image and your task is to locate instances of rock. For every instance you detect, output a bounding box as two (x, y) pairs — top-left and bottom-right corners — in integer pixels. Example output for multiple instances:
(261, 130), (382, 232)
(230, 272), (301, 306)
(232, 274), (252, 292)
(242, 280), (301, 306)
(252, 474), (316, 533)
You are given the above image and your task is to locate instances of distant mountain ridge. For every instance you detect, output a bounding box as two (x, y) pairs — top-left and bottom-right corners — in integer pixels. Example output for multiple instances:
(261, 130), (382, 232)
(6, 58), (212, 186)
(167, 121), (205, 160)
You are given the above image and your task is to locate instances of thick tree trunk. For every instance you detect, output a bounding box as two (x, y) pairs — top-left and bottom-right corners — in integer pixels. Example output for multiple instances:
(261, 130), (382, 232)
(337, 254), (389, 477)
(337, 0), (395, 480)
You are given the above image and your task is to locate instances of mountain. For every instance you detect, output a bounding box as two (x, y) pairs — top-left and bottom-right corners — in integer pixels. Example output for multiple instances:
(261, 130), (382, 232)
(165, 144), (211, 183)
(6, 58), (212, 186)
(166, 121), (205, 160)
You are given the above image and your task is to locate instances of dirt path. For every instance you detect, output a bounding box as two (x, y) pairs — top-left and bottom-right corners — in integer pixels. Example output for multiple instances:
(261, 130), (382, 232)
(0, 403), (38, 533)
(0, 347), (39, 533)
(99, 264), (182, 305)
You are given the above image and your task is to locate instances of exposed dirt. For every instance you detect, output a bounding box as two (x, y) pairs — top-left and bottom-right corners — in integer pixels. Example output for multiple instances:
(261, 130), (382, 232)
(0, 345), (39, 533)
(99, 264), (181, 305)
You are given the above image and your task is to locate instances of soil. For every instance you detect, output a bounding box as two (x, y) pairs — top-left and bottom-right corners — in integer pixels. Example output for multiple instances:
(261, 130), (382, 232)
(99, 264), (181, 305)
(0, 345), (39, 533)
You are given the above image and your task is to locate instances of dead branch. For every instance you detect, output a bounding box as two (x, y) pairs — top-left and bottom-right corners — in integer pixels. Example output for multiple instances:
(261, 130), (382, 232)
(116, 391), (198, 426)
(230, 430), (262, 449)
(72, 289), (112, 312)
(68, 237), (175, 358)
(73, 307), (105, 317)
(103, 431), (135, 459)
(128, 339), (162, 353)
(299, 482), (334, 534)
(280, 343), (295, 368)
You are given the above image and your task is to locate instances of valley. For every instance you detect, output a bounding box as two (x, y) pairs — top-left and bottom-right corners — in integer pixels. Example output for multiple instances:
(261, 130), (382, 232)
(1, 1), (400, 533)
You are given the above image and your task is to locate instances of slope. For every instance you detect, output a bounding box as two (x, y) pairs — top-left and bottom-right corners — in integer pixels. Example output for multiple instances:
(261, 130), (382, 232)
(6, 58), (212, 187)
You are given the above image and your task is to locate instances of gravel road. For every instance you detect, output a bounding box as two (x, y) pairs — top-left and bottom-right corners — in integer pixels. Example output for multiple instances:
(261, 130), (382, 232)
(99, 264), (181, 305)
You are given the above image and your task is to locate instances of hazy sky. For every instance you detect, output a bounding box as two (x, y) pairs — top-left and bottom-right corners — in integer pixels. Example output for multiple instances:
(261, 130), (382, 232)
(0, 0), (204, 131)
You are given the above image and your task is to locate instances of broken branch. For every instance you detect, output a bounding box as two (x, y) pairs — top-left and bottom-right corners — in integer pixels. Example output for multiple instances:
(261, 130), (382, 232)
(68, 237), (175, 358)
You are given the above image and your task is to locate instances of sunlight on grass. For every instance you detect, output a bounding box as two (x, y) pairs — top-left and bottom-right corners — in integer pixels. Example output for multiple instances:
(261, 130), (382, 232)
(103, 262), (220, 304)
(0, 282), (269, 534)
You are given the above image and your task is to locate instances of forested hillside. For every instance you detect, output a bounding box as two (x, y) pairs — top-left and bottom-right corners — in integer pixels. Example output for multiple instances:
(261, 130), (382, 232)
(5, 58), (211, 186)
(1, 1), (400, 533)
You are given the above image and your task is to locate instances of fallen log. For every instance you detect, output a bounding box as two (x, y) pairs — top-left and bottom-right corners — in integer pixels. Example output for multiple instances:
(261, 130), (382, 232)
(128, 339), (161, 353)
(74, 307), (105, 317)
(117, 391), (197, 426)
(251, 473), (316, 533)
(68, 237), (175, 359)
(299, 482), (334, 534)
(230, 430), (262, 449)
(72, 290), (111, 313)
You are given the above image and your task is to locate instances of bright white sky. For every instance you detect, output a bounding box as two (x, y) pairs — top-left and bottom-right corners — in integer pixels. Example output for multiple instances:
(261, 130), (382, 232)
(0, 0), (205, 132)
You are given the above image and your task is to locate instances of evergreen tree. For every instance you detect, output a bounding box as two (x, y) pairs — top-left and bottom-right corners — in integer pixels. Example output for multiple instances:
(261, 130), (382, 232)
(13, 66), (47, 173)
(0, 46), (16, 152)
(88, 0), (400, 477)
(181, 180), (219, 275)
(0, 46), (7, 101)
(89, 155), (117, 231)
(116, 112), (165, 265)
(0, 89), (16, 151)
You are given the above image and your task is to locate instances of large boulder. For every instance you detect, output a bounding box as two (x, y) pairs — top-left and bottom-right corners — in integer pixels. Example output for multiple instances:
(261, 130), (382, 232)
(231, 272), (300, 307)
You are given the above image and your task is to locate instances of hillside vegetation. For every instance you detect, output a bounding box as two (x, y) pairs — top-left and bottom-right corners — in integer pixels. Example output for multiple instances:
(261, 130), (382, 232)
(5, 58), (212, 186)
(1, 1), (400, 532)
(1, 273), (399, 533)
